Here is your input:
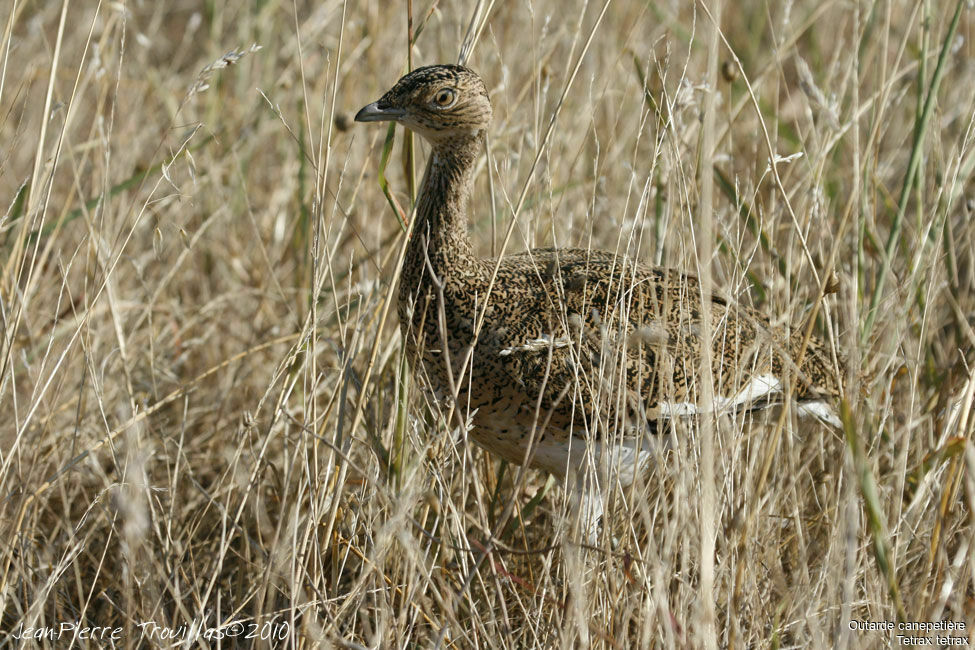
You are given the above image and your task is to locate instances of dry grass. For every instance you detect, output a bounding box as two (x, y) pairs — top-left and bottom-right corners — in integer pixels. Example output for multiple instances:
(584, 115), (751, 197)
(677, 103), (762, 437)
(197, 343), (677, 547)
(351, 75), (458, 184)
(2, 1), (974, 647)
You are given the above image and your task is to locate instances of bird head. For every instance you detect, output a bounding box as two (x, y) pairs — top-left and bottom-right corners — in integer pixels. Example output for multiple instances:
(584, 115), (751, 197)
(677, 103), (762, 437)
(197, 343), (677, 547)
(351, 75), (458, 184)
(355, 64), (492, 144)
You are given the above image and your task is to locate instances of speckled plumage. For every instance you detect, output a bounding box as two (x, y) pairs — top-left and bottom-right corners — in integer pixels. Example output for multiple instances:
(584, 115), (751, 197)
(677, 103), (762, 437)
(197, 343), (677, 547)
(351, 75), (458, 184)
(356, 65), (841, 489)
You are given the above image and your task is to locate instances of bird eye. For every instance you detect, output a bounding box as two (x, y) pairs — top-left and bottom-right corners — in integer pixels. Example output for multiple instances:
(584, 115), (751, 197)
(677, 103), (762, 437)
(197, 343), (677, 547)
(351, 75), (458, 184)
(432, 88), (456, 108)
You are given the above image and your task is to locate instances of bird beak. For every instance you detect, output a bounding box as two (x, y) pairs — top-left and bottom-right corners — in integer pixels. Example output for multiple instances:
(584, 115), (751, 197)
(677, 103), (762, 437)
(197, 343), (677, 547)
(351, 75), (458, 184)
(354, 102), (406, 123)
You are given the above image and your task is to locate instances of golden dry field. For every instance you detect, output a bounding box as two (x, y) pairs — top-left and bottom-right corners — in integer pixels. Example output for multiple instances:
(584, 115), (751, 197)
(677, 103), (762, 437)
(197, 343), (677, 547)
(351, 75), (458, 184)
(1, 1), (974, 647)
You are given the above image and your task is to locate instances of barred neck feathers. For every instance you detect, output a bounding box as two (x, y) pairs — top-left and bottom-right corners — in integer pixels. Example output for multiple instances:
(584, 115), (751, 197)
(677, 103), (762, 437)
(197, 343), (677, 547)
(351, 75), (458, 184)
(411, 133), (483, 268)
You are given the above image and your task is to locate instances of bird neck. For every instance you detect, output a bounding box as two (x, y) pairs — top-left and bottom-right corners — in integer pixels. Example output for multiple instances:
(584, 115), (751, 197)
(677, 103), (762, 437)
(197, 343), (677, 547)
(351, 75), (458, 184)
(409, 133), (483, 269)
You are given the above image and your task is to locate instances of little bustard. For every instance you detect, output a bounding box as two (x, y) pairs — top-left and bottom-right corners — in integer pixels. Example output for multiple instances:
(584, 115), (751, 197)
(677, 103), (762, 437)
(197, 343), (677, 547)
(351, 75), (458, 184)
(356, 64), (841, 535)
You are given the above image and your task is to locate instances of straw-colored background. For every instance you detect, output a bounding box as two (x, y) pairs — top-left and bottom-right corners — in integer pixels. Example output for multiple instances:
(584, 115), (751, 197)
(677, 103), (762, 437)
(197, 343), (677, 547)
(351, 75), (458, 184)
(1, 1), (973, 647)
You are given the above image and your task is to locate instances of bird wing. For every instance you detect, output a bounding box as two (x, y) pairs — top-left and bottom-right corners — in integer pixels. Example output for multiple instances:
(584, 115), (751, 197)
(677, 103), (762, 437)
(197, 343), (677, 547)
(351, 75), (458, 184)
(486, 248), (837, 433)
